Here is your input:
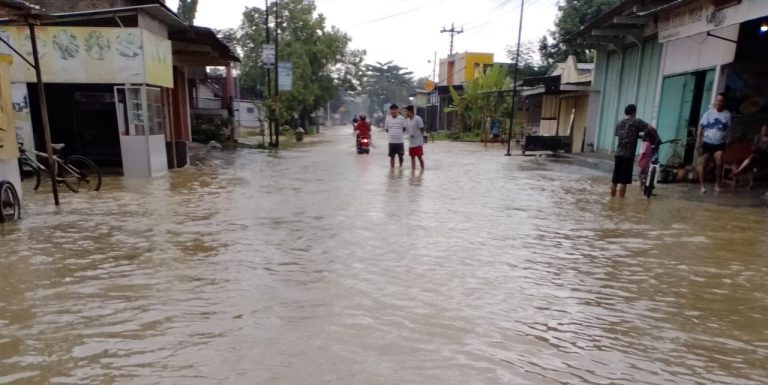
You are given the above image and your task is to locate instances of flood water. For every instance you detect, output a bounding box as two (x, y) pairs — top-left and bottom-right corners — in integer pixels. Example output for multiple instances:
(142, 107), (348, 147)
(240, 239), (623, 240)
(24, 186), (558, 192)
(1, 126), (767, 384)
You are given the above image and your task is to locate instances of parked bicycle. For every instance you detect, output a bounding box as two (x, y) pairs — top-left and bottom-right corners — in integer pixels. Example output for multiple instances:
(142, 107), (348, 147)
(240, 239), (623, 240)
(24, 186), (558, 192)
(0, 180), (20, 223)
(640, 139), (681, 198)
(18, 141), (102, 193)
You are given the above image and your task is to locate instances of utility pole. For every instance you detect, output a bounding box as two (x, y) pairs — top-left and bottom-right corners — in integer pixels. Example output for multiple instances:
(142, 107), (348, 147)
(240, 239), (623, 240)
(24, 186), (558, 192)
(274, 0), (280, 148)
(506, 0), (525, 156)
(440, 23), (463, 56)
(265, 0), (273, 146)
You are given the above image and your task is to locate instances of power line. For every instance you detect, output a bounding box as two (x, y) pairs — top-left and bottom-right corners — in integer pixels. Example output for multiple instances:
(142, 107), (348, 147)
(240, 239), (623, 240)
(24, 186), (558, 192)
(463, 0), (543, 36)
(358, 0), (446, 25)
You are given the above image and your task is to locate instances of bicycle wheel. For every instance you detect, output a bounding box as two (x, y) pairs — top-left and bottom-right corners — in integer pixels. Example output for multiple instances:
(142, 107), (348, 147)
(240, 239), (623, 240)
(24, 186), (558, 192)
(645, 167), (656, 198)
(19, 157), (41, 191)
(0, 181), (21, 223)
(61, 155), (102, 193)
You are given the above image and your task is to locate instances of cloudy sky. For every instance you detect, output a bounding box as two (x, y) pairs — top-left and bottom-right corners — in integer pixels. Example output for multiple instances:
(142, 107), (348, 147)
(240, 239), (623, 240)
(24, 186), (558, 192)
(165, 0), (560, 78)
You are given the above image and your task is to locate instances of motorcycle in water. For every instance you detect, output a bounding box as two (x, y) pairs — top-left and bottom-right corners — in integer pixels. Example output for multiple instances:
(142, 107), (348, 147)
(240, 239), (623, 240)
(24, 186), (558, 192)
(356, 134), (370, 154)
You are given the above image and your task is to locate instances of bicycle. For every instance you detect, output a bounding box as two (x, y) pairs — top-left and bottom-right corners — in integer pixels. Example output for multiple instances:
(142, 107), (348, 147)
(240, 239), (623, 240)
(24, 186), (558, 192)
(0, 180), (20, 223)
(18, 141), (102, 193)
(640, 139), (681, 198)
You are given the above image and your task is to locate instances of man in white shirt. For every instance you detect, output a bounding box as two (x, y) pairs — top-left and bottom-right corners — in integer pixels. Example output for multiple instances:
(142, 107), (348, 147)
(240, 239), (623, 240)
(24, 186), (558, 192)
(696, 93), (731, 193)
(385, 104), (407, 168)
(405, 105), (425, 171)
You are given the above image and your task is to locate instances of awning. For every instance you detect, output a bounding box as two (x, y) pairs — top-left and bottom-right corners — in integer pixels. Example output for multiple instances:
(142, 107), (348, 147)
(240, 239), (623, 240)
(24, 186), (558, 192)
(565, 0), (698, 50)
(170, 26), (240, 66)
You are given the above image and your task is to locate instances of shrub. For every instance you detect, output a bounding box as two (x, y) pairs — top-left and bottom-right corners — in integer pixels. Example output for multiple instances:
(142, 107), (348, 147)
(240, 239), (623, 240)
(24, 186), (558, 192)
(192, 116), (230, 144)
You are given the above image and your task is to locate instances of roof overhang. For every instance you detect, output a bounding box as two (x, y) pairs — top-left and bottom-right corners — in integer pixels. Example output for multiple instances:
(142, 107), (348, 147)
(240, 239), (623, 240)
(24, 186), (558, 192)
(521, 83), (591, 97)
(0, 4), (187, 30)
(170, 26), (240, 66)
(566, 0), (700, 51)
(0, 0), (48, 22)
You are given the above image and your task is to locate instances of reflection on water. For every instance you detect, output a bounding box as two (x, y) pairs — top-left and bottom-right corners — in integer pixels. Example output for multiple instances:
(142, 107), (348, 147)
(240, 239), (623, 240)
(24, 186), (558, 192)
(1, 127), (767, 385)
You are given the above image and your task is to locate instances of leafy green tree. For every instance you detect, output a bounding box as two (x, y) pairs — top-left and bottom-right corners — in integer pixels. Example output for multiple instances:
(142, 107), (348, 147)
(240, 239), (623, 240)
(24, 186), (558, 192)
(238, 0), (360, 129)
(505, 41), (550, 79)
(333, 49), (367, 94)
(363, 61), (414, 116)
(447, 65), (512, 135)
(177, 0), (199, 25)
(538, 0), (621, 66)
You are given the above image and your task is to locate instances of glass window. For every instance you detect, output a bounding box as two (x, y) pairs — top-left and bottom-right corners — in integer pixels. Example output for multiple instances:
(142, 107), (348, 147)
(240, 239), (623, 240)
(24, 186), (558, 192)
(146, 88), (165, 136)
(126, 87), (145, 136)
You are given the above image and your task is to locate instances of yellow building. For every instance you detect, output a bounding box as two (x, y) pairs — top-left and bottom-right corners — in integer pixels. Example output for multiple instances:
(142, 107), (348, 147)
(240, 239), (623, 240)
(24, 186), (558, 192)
(438, 52), (494, 86)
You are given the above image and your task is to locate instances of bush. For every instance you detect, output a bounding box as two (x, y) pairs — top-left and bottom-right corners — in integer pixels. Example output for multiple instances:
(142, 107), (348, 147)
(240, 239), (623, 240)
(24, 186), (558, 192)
(447, 130), (462, 141)
(192, 116), (230, 144)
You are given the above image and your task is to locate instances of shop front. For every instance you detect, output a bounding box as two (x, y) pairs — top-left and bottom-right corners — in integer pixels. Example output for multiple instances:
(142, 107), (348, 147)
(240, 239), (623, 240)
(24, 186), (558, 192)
(654, 1), (768, 169)
(0, 24), (174, 177)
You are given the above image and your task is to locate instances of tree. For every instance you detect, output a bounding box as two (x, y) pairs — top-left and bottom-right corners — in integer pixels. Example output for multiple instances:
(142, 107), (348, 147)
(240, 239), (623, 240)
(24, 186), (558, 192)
(362, 61), (414, 117)
(505, 41), (550, 79)
(177, 0), (199, 25)
(538, 0), (621, 66)
(238, 0), (358, 129)
(332, 49), (367, 94)
(413, 76), (432, 90)
(447, 65), (512, 135)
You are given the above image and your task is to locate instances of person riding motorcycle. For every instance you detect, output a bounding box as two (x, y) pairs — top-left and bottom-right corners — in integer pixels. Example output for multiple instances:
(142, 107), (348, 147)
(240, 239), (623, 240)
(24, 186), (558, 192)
(355, 114), (371, 152)
(355, 114), (371, 137)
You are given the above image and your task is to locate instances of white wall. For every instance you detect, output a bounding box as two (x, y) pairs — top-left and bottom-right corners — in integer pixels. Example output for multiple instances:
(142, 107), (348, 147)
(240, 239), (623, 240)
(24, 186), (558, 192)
(236, 100), (260, 128)
(661, 24), (738, 76)
(12, 83), (33, 151)
(0, 159), (21, 200)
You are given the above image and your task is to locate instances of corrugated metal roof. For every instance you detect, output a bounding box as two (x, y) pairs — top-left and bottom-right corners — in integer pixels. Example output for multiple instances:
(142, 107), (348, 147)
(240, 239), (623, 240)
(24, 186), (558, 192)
(0, 0), (42, 12)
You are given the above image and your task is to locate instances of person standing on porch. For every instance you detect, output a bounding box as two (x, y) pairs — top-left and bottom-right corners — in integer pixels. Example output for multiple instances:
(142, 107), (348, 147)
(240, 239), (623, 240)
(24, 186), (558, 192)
(611, 104), (659, 198)
(696, 93), (731, 193)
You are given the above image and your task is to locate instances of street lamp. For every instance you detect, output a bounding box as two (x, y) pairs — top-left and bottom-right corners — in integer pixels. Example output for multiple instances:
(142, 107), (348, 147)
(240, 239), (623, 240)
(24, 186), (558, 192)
(506, 0), (525, 156)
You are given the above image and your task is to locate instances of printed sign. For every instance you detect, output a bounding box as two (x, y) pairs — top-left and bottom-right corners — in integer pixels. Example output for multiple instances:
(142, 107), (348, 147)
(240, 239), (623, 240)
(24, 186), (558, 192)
(0, 27), (173, 87)
(278, 62), (292, 91)
(261, 44), (275, 68)
(658, 0), (768, 43)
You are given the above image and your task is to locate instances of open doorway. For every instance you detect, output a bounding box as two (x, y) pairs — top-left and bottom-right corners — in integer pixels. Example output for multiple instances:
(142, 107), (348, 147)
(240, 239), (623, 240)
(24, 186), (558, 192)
(656, 69), (715, 166)
(27, 83), (121, 167)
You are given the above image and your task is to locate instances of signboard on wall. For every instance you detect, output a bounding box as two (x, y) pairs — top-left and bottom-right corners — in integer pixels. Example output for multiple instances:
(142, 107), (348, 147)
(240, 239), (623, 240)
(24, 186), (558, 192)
(658, 0), (768, 43)
(0, 27), (173, 88)
(143, 30), (173, 88)
(0, 55), (18, 160)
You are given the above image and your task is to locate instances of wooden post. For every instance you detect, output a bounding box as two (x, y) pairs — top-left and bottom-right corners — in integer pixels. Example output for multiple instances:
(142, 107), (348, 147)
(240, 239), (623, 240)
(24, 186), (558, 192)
(29, 22), (59, 205)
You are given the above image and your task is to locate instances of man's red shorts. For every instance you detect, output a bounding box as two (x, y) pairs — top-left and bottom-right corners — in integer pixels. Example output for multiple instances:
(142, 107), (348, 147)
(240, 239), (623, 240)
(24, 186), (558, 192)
(409, 146), (423, 157)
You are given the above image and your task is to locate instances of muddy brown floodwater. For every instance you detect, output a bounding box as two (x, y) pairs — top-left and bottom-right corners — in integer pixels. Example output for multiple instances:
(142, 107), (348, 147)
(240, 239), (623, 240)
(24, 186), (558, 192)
(1, 126), (767, 384)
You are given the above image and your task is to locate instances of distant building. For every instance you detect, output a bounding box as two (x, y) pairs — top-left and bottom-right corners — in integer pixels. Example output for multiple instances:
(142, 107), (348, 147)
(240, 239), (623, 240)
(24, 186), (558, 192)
(434, 52), (495, 131)
(520, 56), (594, 153)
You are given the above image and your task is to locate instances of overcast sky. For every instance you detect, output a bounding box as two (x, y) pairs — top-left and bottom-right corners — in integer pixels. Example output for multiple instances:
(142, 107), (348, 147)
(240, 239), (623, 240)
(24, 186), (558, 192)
(165, 0), (560, 78)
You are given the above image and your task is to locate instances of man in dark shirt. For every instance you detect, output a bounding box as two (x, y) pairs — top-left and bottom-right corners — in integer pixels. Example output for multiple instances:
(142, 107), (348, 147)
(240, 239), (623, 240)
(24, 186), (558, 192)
(612, 104), (659, 197)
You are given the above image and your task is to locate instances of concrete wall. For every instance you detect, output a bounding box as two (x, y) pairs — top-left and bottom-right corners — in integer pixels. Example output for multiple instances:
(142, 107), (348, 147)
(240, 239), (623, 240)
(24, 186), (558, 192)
(236, 100), (260, 128)
(660, 24), (738, 77)
(138, 11), (169, 38)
